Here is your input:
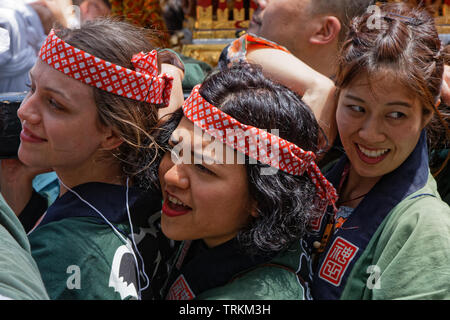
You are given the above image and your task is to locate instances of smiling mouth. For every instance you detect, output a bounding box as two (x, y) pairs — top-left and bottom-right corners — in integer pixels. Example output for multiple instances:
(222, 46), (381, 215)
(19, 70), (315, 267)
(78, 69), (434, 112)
(355, 143), (390, 164)
(20, 127), (47, 143)
(162, 193), (192, 217)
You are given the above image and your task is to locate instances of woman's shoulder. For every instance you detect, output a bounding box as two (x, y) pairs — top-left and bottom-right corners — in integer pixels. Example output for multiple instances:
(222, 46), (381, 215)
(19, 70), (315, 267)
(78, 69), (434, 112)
(199, 263), (305, 300)
(30, 216), (128, 240)
(376, 173), (450, 252)
(29, 217), (130, 264)
(389, 173), (450, 225)
(29, 217), (139, 299)
(199, 242), (309, 300)
(358, 176), (450, 300)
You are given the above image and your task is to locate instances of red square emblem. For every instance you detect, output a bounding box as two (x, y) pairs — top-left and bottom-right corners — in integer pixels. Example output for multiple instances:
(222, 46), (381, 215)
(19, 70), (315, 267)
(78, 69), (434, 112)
(310, 212), (325, 232)
(166, 275), (195, 300)
(318, 237), (359, 286)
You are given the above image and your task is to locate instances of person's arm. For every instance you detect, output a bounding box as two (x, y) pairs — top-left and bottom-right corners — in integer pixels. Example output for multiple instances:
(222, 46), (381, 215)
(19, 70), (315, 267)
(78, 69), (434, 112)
(158, 63), (185, 119)
(0, 159), (51, 216)
(440, 65), (450, 105)
(246, 48), (337, 151)
(158, 49), (186, 120)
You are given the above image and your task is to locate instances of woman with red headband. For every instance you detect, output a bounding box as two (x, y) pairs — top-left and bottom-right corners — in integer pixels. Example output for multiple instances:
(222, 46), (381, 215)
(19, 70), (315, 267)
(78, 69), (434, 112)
(14, 19), (181, 300)
(144, 62), (337, 300)
(245, 2), (450, 299)
(219, 2), (450, 300)
(307, 3), (450, 300)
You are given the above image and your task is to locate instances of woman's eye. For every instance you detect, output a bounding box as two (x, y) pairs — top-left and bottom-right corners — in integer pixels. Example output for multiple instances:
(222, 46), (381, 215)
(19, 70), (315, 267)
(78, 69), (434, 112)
(164, 144), (180, 163)
(49, 98), (63, 110)
(168, 136), (178, 147)
(195, 164), (214, 175)
(348, 105), (364, 113)
(387, 111), (406, 119)
(25, 82), (34, 93)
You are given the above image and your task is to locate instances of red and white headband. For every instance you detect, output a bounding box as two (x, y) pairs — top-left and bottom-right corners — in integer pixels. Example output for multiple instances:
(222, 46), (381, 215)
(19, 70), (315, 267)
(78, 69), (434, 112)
(182, 84), (338, 211)
(38, 29), (173, 106)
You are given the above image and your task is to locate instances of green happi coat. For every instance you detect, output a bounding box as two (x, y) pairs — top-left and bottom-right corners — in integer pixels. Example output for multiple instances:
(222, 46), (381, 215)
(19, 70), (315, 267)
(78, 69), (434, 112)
(164, 238), (312, 300)
(0, 193), (49, 300)
(341, 174), (450, 299)
(310, 132), (450, 300)
(28, 182), (168, 300)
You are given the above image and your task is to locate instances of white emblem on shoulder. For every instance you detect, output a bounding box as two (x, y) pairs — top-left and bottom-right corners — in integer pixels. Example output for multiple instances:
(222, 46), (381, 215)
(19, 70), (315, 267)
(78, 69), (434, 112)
(109, 243), (139, 300)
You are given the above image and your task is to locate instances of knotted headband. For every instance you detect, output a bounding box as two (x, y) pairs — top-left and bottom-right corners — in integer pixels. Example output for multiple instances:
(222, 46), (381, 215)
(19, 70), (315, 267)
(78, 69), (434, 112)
(226, 33), (291, 68)
(38, 29), (173, 107)
(182, 84), (338, 212)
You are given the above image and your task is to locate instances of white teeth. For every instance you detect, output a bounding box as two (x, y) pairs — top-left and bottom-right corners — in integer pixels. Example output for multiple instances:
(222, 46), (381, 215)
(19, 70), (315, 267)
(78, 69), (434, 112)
(357, 144), (389, 158)
(168, 195), (187, 206)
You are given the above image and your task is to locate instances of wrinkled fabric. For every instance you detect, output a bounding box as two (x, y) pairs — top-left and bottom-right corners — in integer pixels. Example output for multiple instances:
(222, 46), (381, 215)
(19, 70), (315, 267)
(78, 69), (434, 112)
(0, 193), (49, 300)
(28, 182), (169, 300)
(164, 238), (311, 300)
(0, 0), (45, 93)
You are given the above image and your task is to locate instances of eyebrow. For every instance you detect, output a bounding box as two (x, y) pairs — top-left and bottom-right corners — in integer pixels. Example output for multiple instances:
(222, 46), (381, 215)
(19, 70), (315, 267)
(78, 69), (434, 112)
(344, 94), (365, 103)
(191, 149), (221, 166)
(170, 133), (226, 166)
(385, 101), (412, 108)
(29, 71), (71, 101)
(344, 94), (412, 108)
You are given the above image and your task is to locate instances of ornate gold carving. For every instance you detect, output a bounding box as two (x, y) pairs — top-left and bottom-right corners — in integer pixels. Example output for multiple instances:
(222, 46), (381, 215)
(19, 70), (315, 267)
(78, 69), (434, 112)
(182, 44), (228, 67)
(181, 1), (256, 66)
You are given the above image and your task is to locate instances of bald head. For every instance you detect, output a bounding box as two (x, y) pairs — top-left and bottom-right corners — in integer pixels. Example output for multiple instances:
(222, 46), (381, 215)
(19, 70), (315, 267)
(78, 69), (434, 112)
(255, 0), (375, 76)
(310, 0), (376, 42)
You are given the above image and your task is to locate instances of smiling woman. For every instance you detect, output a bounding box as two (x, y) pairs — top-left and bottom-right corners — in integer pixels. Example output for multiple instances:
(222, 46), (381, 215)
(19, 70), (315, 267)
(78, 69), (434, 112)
(307, 2), (450, 300)
(19, 60), (112, 177)
(336, 71), (431, 183)
(13, 18), (183, 300)
(145, 63), (338, 300)
(159, 117), (253, 249)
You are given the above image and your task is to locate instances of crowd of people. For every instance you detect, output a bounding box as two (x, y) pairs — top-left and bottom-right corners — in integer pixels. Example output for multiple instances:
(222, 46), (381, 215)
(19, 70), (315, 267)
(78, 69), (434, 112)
(0, 0), (449, 300)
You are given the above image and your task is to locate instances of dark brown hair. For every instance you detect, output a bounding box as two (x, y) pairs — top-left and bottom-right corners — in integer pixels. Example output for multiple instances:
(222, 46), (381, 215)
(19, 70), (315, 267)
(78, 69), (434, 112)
(148, 63), (323, 256)
(55, 18), (164, 185)
(335, 2), (450, 174)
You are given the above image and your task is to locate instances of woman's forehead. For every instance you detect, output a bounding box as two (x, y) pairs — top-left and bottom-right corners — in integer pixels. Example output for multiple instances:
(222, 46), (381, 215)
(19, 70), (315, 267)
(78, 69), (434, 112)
(342, 70), (419, 103)
(172, 117), (244, 167)
(32, 59), (94, 102)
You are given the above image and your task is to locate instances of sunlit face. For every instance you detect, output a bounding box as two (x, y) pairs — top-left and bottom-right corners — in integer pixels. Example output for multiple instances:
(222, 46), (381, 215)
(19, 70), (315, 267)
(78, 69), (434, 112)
(158, 117), (254, 248)
(248, 0), (268, 34)
(17, 59), (111, 173)
(336, 72), (432, 180)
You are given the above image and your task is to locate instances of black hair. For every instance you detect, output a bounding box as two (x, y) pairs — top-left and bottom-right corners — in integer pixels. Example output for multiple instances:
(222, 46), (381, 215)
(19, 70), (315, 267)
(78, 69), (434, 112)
(146, 63), (323, 256)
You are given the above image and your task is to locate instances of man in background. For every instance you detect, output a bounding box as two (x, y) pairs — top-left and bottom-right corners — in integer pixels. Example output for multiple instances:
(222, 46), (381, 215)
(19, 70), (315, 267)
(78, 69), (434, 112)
(0, 0), (72, 93)
(222, 0), (375, 78)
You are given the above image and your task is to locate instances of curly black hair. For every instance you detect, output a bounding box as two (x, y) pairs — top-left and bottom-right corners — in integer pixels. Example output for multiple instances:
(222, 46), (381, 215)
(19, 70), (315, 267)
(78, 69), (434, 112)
(142, 63), (323, 256)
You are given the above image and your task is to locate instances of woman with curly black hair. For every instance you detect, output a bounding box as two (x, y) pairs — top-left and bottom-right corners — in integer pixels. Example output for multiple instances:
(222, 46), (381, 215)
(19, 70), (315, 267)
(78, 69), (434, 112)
(148, 63), (337, 300)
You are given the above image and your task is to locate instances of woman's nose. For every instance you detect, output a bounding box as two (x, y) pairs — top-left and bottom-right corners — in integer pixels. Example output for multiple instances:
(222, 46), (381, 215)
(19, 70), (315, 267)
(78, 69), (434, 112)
(358, 116), (386, 144)
(17, 93), (41, 124)
(163, 161), (190, 191)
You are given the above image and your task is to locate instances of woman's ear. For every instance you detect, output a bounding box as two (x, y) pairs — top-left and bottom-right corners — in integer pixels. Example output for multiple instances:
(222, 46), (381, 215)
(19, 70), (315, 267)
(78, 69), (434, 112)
(249, 199), (259, 218)
(421, 100), (439, 129)
(100, 128), (124, 150)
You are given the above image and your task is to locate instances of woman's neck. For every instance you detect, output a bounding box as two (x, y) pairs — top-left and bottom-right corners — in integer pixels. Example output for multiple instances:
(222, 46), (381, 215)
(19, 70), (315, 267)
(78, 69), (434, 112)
(339, 167), (381, 208)
(55, 159), (124, 196)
